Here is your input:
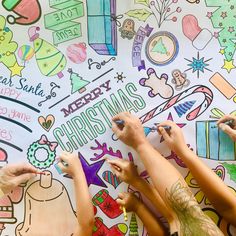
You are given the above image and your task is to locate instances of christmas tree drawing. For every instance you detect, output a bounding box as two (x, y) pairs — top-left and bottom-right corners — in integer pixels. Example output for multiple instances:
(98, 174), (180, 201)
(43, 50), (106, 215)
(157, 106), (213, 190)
(28, 26), (66, 78)
(151, 38), (169, 56)
(68, 68), (90, 94)
(205, 0), (236, 73)
(0, 15), (23, 76)
(174, 101), (196, 117)
(129, 213), (139, 236)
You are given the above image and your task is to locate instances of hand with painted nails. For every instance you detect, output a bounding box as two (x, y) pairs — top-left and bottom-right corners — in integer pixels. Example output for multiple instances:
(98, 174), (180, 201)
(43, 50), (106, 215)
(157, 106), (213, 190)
(57, 152), (83, 178)
(112, 112), (147, 149)
(0, 163), (37, 195)
(217, 115), (236, 141)
(158, 121), (188, 156)
(106, 158), (140, 186)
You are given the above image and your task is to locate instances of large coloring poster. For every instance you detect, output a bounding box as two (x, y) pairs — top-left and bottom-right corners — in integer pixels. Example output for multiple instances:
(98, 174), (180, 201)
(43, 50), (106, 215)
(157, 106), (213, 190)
(0, 0), (236, 235)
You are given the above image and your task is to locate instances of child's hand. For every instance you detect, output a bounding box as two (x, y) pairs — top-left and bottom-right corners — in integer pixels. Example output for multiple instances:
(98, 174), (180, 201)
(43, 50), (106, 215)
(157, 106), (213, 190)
(116, 192), (141, 212)
(57, 152), (82, 177)
(217, 114), (236, 141)
(158, 121), (188, 156)
(106, 158), (141, 186)
(112, 112), (148, 150)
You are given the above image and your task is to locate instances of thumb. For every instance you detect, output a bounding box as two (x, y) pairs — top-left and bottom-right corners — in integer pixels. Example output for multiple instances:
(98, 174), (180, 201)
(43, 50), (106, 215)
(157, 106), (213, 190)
(159, 127), (171, 142)
(14, 173), (36, 186)
(219, 123), (236, 138)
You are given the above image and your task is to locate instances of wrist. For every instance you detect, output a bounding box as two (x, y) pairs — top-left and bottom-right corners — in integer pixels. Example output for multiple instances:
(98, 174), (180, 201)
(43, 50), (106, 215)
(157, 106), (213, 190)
(135, 140), (151, 152)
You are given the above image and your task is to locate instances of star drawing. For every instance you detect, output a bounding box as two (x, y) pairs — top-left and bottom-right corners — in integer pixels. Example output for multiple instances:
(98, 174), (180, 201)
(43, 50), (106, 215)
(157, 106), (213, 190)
(64, 152), (107, 187)
(185, 52), (212, 78)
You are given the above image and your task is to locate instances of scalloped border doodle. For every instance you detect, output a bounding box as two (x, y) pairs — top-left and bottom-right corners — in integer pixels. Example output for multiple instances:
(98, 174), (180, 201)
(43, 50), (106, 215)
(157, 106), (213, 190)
(140, 85), (213, 124)
(146, 31), (179, 66)
(27, 135), (58, 169)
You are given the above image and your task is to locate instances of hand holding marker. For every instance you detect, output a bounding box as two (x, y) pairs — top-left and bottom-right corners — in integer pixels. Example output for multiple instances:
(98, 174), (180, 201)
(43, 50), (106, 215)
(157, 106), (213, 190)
(115, 119), (171, 131)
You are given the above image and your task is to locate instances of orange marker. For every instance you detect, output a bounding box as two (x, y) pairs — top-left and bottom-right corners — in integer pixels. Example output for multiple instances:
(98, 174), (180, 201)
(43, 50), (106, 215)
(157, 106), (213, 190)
(35, 171), (46, 175)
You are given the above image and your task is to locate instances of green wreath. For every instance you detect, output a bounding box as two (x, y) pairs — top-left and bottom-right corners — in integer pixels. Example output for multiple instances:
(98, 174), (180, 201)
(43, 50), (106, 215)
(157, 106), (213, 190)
(27, 135), (57, 169)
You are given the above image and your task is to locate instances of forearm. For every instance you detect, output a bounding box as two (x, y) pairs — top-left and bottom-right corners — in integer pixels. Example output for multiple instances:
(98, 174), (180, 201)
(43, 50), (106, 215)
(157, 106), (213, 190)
(181, 148), (236, 224)
(133, 178), (174, 223)
(135, 142), (186, 204)
(73, 173), (94, 233)
(135, 202), (168, 236)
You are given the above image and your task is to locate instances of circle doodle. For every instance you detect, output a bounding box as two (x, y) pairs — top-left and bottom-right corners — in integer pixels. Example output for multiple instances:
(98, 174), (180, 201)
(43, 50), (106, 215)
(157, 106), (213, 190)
(146, 31), (179, 66)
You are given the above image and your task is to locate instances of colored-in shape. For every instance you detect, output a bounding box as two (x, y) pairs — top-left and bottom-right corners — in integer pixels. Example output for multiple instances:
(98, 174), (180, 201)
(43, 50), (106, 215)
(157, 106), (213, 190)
(146, 31), (179, 66)
(210, 72), (236, 100)
(196, 121), (207, 158)
(87, 0), (117, 55)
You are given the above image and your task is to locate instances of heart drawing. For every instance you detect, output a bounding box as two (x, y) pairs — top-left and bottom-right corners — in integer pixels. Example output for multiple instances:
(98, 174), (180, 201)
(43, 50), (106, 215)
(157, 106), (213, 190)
(38, 115), (55, 132)
(102, 171), (122, 189)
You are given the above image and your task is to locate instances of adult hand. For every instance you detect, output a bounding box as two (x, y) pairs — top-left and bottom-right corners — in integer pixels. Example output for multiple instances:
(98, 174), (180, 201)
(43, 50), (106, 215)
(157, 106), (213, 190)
(217, 115), (236, 141)
(116, 192), (141, 212)
(0, 163), (37, 194)
(106, 158), (140, 186)
(57, 152), (82, 178)
(112, 112), (147, 149)
(158, 121), (189, 156)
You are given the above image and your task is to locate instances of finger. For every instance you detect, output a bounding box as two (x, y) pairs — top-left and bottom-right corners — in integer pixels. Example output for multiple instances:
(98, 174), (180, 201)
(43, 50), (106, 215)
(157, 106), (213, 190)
(106, 158), (126, 169)
(14, 173), (36, 185)
(217, 115), (235, 124)
(109, 164), (121, 178)
(159, 127), (171, 142)
(13, 163), (37, 175)
(116, 198), (125, 206)
(112, 112), (131, 121)
(118, 192), (125, 199)
(219, 123), (236, 138)
(57, 162), (67, 173)
(112, 122), (122, 138)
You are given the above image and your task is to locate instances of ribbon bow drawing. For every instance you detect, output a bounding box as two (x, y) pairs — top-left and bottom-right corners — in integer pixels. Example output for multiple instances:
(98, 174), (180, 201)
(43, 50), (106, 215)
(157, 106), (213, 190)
(39, 135), (58, 151)
(110, 14), (123, 27)
(210, 108), (236, 119)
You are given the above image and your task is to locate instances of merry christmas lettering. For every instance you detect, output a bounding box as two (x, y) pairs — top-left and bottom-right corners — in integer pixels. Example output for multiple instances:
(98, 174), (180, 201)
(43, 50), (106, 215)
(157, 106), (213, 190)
(61, 80), (111, 117)
(53, 83), (146, 152)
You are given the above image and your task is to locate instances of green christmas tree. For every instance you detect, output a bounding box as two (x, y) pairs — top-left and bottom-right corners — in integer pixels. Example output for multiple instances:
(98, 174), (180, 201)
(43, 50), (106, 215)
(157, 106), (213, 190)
(129, 213), (139, 236)
(151, 37), (169, 55)
(0, 15), (23, 76)
(28, 26), (67, 78)
(205, 0), (236, 73)
(68, 68), (90, 94)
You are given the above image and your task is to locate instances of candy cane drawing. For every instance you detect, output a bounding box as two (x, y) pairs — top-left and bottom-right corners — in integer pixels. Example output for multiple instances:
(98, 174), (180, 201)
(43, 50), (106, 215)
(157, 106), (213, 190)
(140, 85), (213, 124)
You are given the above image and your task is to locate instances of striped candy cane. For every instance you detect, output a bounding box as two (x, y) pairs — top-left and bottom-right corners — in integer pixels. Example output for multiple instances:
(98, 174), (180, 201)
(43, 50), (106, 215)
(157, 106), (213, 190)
(140, 85), (213, 124)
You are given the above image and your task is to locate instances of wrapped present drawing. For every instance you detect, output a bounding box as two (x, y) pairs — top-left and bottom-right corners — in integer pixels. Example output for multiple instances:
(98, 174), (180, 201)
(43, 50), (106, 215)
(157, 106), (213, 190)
(196, 120), (236, 161)
(87, 0), (117, 55)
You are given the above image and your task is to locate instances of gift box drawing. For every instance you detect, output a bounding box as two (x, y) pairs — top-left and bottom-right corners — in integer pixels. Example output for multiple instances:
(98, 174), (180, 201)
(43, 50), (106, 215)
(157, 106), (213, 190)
(196, 120), (236, 161)
(87, 0), (117, 55)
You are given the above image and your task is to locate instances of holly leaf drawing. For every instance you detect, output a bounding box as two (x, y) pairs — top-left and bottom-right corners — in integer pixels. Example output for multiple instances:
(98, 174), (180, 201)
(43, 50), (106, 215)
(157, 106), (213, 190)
(222, 162), (236, 182)
(135, 0), (150, 6)
(126, 9), (152, 22)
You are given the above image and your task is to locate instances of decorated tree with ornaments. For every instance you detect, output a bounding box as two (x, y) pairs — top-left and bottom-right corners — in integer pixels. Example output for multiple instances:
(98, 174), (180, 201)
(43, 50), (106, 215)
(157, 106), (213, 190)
(28, 26), (67, 78)
(206, 0), (236, 73)
(126, 0), (181, 28)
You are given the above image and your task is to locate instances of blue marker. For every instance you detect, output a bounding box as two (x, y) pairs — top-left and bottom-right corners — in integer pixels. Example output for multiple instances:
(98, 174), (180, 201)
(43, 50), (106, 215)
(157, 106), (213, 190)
(115, 120), (125, 125)
(212, 119), (234, 128)
(54, 160), (69, 175)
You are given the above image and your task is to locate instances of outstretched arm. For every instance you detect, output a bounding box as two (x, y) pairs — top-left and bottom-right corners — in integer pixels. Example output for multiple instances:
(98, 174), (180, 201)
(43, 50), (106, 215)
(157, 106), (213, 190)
(159, 120), (236, 226)
(107, 158), (174, 234)
(58, 152), (94, 236)
(117, 192), (168, 236)
(112, 112), (224, 236)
